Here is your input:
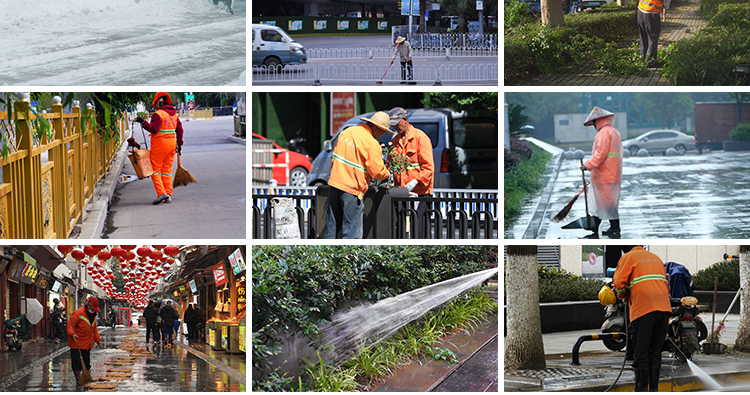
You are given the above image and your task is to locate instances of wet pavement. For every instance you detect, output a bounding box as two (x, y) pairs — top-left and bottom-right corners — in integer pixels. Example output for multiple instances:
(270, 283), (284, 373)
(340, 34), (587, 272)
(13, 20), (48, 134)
(0, 326), (245, 392)
(374, 310), (498, 392)
(505, 314), (746, 391)
(506, 148), (750, 239)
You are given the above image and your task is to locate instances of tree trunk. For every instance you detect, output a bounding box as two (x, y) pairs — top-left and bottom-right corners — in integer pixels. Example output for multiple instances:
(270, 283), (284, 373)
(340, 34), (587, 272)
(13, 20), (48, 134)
(419, 0), (427, 33)
(458, 9), (465, 33)
(542, 0), (566, 27)
(735, 246), (750, 351)
(505, 245), (547, 370)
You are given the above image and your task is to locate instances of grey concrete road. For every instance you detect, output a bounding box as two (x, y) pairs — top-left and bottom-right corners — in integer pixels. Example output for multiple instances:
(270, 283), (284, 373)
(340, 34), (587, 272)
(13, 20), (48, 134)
(104, 116), (245, 239)
(295, 35), (394, 48)
(507, 150), (750, 239)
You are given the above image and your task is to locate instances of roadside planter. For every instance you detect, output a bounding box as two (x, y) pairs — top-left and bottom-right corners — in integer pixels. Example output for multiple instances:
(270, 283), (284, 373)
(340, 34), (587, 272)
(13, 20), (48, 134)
(504, 300), (605, 333)
(722, 140), (750, 151)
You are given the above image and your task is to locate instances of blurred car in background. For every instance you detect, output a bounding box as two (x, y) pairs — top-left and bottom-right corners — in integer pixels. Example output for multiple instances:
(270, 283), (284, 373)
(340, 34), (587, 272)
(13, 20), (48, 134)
(306, 108), (498, 189)
(622, 129), (696, 156)
(252, 133), (312, 186)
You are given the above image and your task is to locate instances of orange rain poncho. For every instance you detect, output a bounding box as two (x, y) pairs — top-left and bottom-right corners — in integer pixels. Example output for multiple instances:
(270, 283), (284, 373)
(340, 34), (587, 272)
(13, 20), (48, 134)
(584, 116), (623, 220)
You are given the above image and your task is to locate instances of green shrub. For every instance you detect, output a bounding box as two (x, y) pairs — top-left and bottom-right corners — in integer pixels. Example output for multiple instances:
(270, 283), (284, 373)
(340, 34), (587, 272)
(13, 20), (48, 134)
(505, 0), (536, 29)
(699, 0), (746, 19)
(730, 124), (750, 141)
(537, 266), (604, 303)
(692, 260), (740, 291)
(661, 2), (750, 85)
(504, 146), (552, 230)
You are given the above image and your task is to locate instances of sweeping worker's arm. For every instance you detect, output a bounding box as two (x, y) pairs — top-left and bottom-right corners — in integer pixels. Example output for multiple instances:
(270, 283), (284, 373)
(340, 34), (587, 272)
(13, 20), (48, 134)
(140, 113), (164, 135)
(613, 263), (632, 299)
(175, 117), (184, 154)
(584, 129), (613, 171)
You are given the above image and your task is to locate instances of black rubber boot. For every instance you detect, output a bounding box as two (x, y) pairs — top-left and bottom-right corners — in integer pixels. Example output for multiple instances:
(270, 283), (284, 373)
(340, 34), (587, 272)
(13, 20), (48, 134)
(634, 368), (650, 392)
(74, 370), (82, 385)
(649, 367), (661, 392)
(602, 219), (621, 235)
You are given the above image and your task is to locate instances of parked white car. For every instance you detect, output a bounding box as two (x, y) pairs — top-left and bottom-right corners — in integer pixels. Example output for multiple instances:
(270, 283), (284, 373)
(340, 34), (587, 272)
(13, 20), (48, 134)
(622, 130), (696, 156)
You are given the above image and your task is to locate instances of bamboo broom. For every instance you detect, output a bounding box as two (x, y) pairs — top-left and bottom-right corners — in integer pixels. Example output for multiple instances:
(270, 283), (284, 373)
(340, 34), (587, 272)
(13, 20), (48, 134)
(173, 153), (196, 188)
(73, 336), (92, 385)
(551, 184), (587, 223)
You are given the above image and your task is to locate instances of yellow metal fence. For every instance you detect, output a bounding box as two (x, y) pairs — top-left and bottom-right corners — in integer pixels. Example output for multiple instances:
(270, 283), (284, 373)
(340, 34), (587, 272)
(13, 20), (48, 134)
(0, 100), (124, 239)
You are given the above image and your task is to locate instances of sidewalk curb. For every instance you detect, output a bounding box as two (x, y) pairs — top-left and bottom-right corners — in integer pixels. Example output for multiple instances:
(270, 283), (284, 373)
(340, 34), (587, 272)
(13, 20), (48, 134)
(175, 341), (246, 385)
(75, 132), (131, 239)
(228, 135), (246, 145)
(522, 152), (564, 239)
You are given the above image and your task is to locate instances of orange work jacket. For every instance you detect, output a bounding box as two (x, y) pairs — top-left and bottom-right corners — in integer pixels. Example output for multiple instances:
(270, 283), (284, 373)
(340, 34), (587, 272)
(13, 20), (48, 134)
(67, 306), (101, 350)
(584, 119), (623, 186)
(390, 124), (434, 195)
(153, 109), (179, 144)
(329, 123), (389, 200)
(638, 0), (664, 13)
(613, 247), (671, 323)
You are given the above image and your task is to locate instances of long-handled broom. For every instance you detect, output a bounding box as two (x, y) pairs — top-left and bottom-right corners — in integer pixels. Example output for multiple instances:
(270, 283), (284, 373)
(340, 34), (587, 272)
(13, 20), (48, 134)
(173, 153), (197, 188)
(73, 336), (92, 385)
(551, 184), (587, 223)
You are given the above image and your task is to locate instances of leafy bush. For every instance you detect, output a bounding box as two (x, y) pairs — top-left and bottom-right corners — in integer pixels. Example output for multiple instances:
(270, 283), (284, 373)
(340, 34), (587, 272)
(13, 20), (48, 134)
(252, 246), (497, 390)
(505, 0), (536, 29)
(692, 260), (740, 291)
(661, 2), (750, 85)
(504, 145), (553, 230)
(730, 124), (750, 141)
(537, 266), (605, 303)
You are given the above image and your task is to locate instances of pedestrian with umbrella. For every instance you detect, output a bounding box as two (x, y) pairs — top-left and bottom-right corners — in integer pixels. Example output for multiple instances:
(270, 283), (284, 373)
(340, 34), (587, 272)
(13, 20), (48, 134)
(184, 304), (198, 340)
(66, 297), (102, 386)
(160, 300), (178, 348)
(143, 301), (160, 345)
(579, 106), (624, 236)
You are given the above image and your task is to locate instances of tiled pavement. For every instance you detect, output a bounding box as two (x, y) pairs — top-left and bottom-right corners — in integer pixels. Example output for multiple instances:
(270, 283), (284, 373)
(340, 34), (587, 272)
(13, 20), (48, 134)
(518, 0), (707, 86)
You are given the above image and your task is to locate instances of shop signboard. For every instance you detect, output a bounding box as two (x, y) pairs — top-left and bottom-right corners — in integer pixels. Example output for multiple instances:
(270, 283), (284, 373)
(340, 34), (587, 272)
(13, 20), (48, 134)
(51, 281), (62, 292)
(237, 285), (246, 315)
(35, 274), (50, 289)
(213, 262), (228, 287)
(209, 328), (216, 347)
(0, 256), (8, 273)
(228, 248), (245, 275)
(222, 325), (228, 349)
(8, 253), (39, 285)
(331, 92), (356, 137)
(189, 279), (197, 294)
(238, 325), (245, 352)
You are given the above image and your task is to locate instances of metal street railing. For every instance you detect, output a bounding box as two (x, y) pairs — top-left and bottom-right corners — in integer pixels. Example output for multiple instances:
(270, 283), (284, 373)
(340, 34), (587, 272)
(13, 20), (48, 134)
(305, 47), (498, 60)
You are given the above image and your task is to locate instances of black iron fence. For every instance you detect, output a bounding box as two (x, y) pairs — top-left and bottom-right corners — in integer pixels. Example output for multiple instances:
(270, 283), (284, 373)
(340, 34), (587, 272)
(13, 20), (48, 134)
(252, 186), (497, 239)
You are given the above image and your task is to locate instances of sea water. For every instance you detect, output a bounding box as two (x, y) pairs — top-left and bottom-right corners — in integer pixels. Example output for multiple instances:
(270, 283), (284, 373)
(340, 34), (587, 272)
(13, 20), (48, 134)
(0, 0), (246, 85)
(321, 267), (497, 361)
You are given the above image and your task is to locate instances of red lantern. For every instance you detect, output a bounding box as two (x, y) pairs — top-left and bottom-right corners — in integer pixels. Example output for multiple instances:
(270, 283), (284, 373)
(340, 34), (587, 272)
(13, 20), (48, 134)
(151, 250), (164, 261)
(120, 261), (128, 269)
(83, 246), (98, 257)
(121, 268), (129, 275)
(151, 245), (166, 250)
(98, 250), (112, 261)
(136, 246), (152, 258)
(92, 245), (107, 251)
(129, 261), (138, 269)
(164, 246), (180, 257)
(120, 245), (137, 251)
(111, 247), (126, 259)
(163, 263), (172, 271)
(126, 251), (136, 260)
(167, 258), (175, 265)
(71, 249), (86, 262)
(81, 258), (89, 266)
(58, 245), (74, 257)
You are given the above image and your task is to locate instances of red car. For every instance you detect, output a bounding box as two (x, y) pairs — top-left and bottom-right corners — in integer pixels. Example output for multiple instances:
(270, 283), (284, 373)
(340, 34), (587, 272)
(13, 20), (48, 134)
(252, 133), (312, 187)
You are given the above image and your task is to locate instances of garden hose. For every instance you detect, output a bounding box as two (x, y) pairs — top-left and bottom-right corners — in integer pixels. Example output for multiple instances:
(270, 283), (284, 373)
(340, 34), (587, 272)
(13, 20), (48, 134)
(604, 299), (629, 392)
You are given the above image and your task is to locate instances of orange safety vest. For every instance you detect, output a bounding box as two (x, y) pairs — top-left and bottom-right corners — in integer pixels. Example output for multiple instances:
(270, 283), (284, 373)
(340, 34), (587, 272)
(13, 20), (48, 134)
(391, 124), (434, 195)
(638, 0), (663, 13)
(154, 109), (179, 139)
(613, 247), (672, 323)
(328, 123), (389, 200)
(67, 306), (101, 350)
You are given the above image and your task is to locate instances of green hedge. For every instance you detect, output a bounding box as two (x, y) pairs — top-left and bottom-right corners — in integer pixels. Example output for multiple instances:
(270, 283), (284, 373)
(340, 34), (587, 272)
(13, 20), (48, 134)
(661, 2), (750, 85)
(692, 260), (740, 291)
(504, 4), (642, 84)
(538, 266), (604, 302)
(730, 123), (750, 141)
(252, 246), (497, 389)
(504, 145), (552, 230)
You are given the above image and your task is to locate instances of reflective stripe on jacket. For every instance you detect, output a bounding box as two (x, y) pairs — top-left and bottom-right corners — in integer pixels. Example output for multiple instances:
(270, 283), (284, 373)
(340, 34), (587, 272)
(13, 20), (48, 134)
(390, 124), (434, 195)
(67, 306), (101, 350)
(328, 123), (389, 200)
(638, 0), (664, 13)
(613, 247), (672, 322)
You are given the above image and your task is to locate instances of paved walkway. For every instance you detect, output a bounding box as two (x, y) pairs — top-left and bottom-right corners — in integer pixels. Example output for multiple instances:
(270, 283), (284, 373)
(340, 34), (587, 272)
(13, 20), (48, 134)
(520, 0), (707, 86)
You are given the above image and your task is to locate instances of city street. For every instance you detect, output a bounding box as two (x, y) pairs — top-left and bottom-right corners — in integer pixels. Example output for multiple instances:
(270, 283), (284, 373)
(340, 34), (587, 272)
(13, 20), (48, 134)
(0, 326), (245, 392)
(104, 116), (245, 239)
(507, 150), (750, 239)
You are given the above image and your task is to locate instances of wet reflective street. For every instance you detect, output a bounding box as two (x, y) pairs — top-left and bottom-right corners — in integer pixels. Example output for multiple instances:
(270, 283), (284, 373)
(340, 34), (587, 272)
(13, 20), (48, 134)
(0, 326), (245, 392)
(508, 151), (750, 239)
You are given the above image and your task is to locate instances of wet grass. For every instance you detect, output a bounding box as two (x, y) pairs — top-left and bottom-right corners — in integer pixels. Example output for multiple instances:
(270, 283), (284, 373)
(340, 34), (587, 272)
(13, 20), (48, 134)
(504, 146), (553, 231)
(301, 290), (497, 391)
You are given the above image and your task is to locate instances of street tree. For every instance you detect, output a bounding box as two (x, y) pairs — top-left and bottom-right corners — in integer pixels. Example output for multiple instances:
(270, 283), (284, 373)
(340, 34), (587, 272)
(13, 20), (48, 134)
(634, 92), (694, 129)
(505, 245), (546, 370)
(508, 104), (530, 136)
(728, 93), (750, 124)
(542, 0), (565, 26)
(734, 246), (750, 352)
(423, 92), (497, 117)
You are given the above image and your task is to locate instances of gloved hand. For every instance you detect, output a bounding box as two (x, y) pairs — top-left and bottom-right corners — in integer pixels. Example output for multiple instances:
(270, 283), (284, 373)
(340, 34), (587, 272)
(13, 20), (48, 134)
(409, 192), (418, 197)
(134, 117), (144, 123)
(405, 179), (418, 191)
(177, 144), (182, 155)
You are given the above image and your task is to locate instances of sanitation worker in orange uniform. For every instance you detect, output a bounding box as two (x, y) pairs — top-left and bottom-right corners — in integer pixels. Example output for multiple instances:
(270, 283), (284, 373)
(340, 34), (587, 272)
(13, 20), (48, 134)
(67, 297), (102, 385)
(325, 111), (392, 239)
(638, 0), (670, 67)
(613, 246), (671, 392)
(389, 107), (434, 238)
(135, 92), (184, 205)
(580, 106), (623, 235)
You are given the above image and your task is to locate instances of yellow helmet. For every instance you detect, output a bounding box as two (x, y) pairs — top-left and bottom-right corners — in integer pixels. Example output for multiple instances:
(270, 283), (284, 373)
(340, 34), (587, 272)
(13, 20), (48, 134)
(599, 285), (616, 305)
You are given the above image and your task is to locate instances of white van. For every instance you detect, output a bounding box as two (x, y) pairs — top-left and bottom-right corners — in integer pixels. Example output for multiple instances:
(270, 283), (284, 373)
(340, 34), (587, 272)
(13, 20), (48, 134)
(251, 23), (307, 68)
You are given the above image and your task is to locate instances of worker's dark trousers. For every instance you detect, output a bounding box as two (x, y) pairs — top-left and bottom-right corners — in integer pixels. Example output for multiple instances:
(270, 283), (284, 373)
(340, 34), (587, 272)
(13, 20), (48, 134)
(415, 194), (432, 238)
(400, 60), (413, 81)
(637, 10), (661, 63)
(632, 311), (669, 391)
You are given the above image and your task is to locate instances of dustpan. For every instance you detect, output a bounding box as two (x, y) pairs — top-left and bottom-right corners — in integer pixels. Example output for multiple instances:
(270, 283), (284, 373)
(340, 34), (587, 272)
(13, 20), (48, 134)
(562, 158), (597, 232)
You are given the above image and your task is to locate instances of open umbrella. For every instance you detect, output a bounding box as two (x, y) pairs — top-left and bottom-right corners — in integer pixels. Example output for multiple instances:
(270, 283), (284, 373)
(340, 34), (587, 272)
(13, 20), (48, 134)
(25, 298), (44, 325)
